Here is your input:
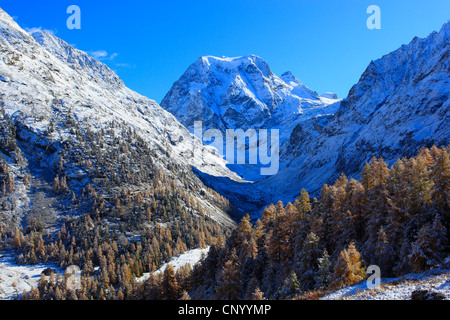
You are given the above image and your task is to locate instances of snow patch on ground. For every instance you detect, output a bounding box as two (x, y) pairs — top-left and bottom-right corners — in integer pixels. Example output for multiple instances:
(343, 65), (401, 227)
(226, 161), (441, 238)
(322, 269), (450, 300)
(0, 252), (63, 300)
(137, 247), (210, 282)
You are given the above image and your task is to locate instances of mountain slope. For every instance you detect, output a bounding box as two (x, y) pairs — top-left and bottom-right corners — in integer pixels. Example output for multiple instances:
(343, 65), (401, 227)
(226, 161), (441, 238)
(0, 6), (252, 300)
(320, 267), (450, 300)
(0, 7), (240, 226)
(260, 21), (450, 203)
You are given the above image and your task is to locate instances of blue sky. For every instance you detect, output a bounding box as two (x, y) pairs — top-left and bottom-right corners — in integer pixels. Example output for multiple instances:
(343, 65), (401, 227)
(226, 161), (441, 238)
(2, 0), (449, 102)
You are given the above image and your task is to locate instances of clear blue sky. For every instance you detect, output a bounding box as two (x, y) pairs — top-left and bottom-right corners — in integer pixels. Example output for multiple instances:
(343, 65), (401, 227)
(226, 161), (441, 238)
(2, 0), (449, 102)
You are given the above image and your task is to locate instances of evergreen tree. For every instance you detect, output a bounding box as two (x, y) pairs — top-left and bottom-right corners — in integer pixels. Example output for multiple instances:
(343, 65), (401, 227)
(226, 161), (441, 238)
(375, 227), (395, 276)
(278, 271), (301, 300)
(296, 232), (321, 290)
(316, 249), (332, 290)
(409, 214), (447, 272)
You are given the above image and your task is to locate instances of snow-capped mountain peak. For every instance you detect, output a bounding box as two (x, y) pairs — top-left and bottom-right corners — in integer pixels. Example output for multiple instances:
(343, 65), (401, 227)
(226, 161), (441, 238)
(161, 54), (340, 181)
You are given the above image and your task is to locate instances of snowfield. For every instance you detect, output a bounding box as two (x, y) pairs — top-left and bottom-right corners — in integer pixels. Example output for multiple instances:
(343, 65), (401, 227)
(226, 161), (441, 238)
(322, 268), (450, 300)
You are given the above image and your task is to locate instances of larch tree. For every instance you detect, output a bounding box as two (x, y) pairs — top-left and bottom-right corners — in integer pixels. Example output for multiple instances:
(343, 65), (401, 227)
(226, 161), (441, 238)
(333, 242), (366, 287)
(162, 264), (179, 300)
(215, 259), (241, 300)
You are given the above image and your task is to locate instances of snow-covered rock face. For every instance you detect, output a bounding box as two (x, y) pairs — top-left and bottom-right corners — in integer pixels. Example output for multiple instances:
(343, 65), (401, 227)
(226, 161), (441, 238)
(161, 54), (340, 180)
(259, 21), (450, 203)
(31, 30), (124, 90)
(0, 7), (236, 177)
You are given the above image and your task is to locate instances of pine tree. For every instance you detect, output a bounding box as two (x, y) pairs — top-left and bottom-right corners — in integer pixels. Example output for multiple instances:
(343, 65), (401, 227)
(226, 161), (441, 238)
(278, 271), (301, 300)
(375, 227), (395, 275)
(316, 249), (332, 290)
(409, 224), (435, 272)
(431, 213), (447, 257)
(295, 232), (321, 290)
(409, 214), (447, 272)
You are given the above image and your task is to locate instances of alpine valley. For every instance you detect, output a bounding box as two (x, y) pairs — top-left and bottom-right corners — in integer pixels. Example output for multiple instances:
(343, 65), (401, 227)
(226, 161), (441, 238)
(0, 5), (449, 301)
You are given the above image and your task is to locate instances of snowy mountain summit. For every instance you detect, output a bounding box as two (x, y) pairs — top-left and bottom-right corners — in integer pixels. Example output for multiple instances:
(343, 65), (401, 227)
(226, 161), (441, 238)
(161, 55), (339, 137)
(161, 22), (450, 211)
(161, 54), (340, 180)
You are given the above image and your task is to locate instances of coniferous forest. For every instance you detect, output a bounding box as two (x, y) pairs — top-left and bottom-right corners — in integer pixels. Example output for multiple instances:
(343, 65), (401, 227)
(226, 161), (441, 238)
(2, 103), (448, 301)
(187, 146), (449, 300)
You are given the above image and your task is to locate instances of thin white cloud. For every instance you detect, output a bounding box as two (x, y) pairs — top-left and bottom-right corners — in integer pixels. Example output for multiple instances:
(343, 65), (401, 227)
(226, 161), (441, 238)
(114, 63), (134, 68)
(88, 50), (119, 61)
(89, 50), (108, 59)
(25, 26), (56, 36)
